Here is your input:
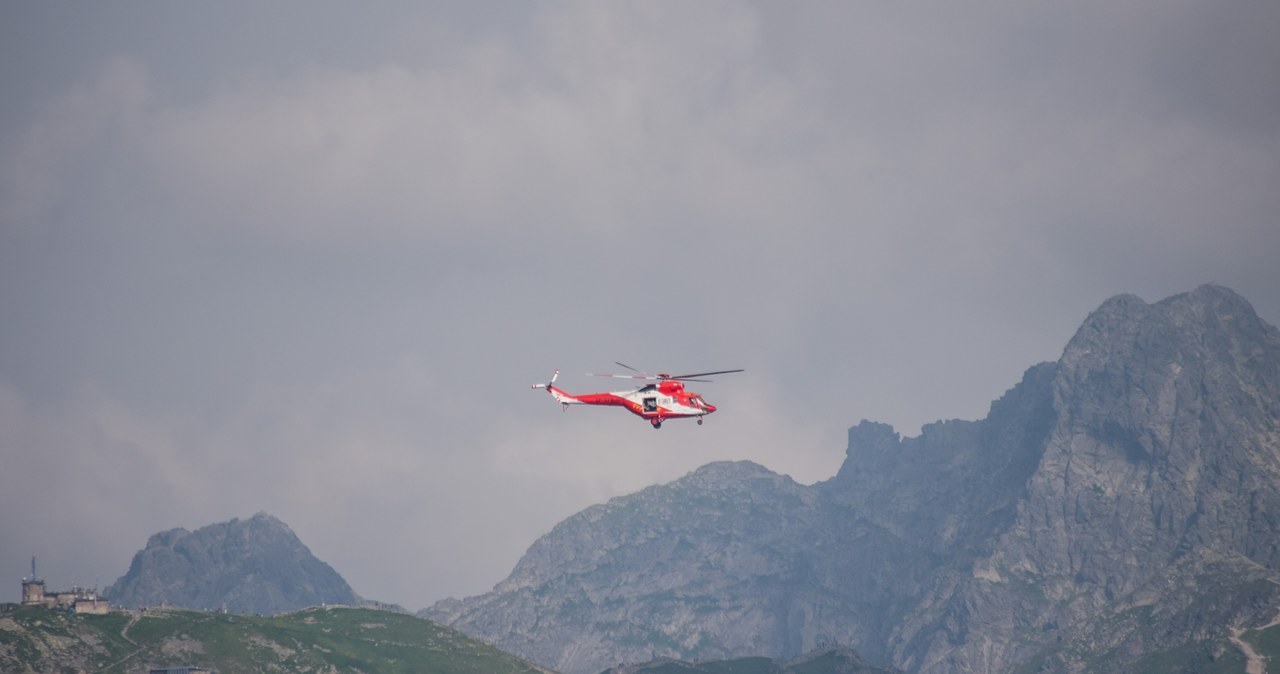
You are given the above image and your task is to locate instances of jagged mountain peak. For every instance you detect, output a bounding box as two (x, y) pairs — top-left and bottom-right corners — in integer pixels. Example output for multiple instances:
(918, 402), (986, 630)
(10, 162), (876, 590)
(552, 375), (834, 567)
(106, 513), (360, 614)
(1063, 284), (1276, 366)
(1053, 285), (1279, 466)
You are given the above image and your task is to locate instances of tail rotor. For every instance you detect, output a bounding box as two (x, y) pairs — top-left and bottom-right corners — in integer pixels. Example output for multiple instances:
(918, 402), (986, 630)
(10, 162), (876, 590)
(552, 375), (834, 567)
(531, 370), (560, 390)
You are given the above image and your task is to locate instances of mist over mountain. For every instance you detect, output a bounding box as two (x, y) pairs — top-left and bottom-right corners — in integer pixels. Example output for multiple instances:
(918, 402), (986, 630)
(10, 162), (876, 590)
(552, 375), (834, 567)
(105, 512), (361, 615)
(423, 284), (1280, 674)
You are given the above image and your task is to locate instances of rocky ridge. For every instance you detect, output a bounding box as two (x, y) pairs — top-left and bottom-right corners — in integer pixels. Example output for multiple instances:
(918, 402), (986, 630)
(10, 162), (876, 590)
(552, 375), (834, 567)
(424, 285), (1280, 674)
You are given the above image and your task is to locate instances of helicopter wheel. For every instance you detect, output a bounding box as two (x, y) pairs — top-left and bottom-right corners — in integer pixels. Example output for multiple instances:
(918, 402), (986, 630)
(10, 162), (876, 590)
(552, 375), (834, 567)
(651, 419), (662, 429)
(697, 418), (703, 425)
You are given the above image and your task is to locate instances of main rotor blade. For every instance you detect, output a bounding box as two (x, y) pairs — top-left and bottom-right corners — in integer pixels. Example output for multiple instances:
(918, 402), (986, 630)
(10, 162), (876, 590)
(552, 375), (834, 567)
(668, 368), (745, 380)
(587, 365), (744, 382)
(587, 362), (657, 380)
(588, 372), (658, 380)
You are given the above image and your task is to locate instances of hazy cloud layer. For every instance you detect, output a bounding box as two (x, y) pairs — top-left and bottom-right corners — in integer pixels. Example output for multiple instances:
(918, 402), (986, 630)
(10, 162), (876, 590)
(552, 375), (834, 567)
(2, 2), (1277, 609)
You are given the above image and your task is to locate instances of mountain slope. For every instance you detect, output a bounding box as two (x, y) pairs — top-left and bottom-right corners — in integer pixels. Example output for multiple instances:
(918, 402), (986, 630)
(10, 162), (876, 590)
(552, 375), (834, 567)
(0, 603), (554, 673)
(429, 461), (836, 672)
(424, 285), (1280, 674)
(105, 512), (361, 615)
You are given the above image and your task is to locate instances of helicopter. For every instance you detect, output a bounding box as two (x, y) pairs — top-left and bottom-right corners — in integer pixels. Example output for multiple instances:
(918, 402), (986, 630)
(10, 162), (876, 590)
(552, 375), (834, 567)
(531, 362), (744, 429)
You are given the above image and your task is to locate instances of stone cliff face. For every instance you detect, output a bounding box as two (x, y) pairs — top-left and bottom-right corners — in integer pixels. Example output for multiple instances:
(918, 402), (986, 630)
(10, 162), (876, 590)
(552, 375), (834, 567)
(425, 285), (1280, 674)
(902, 284), (1280, 673)
(105, 512), (360, 614)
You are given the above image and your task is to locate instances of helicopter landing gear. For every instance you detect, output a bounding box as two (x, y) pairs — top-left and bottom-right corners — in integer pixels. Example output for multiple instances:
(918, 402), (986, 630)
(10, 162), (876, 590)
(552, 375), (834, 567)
(697, 418), (703, 425)
(651, 419), (663, 429)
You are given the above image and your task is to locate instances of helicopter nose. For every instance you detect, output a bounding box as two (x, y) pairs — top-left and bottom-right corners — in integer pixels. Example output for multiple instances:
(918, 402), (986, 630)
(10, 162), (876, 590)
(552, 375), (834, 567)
(704, 402), (717, 413)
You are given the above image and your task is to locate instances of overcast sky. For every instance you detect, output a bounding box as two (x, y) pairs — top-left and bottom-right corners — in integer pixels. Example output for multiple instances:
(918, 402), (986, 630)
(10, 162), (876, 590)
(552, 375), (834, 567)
(2, 1), (1278, 611)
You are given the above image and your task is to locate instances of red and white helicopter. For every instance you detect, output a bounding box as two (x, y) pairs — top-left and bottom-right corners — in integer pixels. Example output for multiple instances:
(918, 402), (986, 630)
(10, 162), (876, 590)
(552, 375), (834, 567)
(532, 362), (744, 429)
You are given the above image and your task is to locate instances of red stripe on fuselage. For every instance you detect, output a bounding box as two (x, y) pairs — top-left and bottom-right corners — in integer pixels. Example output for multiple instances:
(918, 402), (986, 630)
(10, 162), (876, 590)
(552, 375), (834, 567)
(574, 392), (633, 408)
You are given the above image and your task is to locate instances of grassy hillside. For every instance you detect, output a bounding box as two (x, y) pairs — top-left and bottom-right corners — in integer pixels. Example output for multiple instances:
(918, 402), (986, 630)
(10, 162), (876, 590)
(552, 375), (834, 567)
(0, 603), (553, 673)
(1243, 623), (1280, 667)
(1009, 620), (1280, 674)
(12, 600), (1260, 674)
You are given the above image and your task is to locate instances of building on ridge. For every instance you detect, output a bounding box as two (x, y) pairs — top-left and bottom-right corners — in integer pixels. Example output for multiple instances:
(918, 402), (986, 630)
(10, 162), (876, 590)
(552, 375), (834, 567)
(20, 556), (44, 606)
(19, 557), (109, 615)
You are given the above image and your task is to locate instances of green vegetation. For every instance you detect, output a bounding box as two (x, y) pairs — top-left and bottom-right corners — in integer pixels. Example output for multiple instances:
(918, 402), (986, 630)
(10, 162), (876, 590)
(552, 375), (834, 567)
(1125, 641), (1244, 674)
(0, 604), (139, 672)
(604, 657), (784, 674)
(598, 647), (895, 674)
(1012, 630), (1253, 674)
(682, 657), (782, 673)
(1243, 622), (1280, 662)
(1, 603), (551, 674)
(787, 649), (871, 674)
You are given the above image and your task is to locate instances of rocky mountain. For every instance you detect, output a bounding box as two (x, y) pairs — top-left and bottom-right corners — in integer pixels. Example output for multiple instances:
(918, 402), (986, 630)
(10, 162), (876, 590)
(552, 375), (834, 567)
(105, 512), (361, 615)
(423, 285), (1280, 674)
(429, 461), (840, 671)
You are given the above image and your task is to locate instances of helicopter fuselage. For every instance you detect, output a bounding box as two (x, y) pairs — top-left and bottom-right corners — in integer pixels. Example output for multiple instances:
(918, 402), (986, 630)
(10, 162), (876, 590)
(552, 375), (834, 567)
(541, 379), (716, 428)
(532, 365), (740, 429)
